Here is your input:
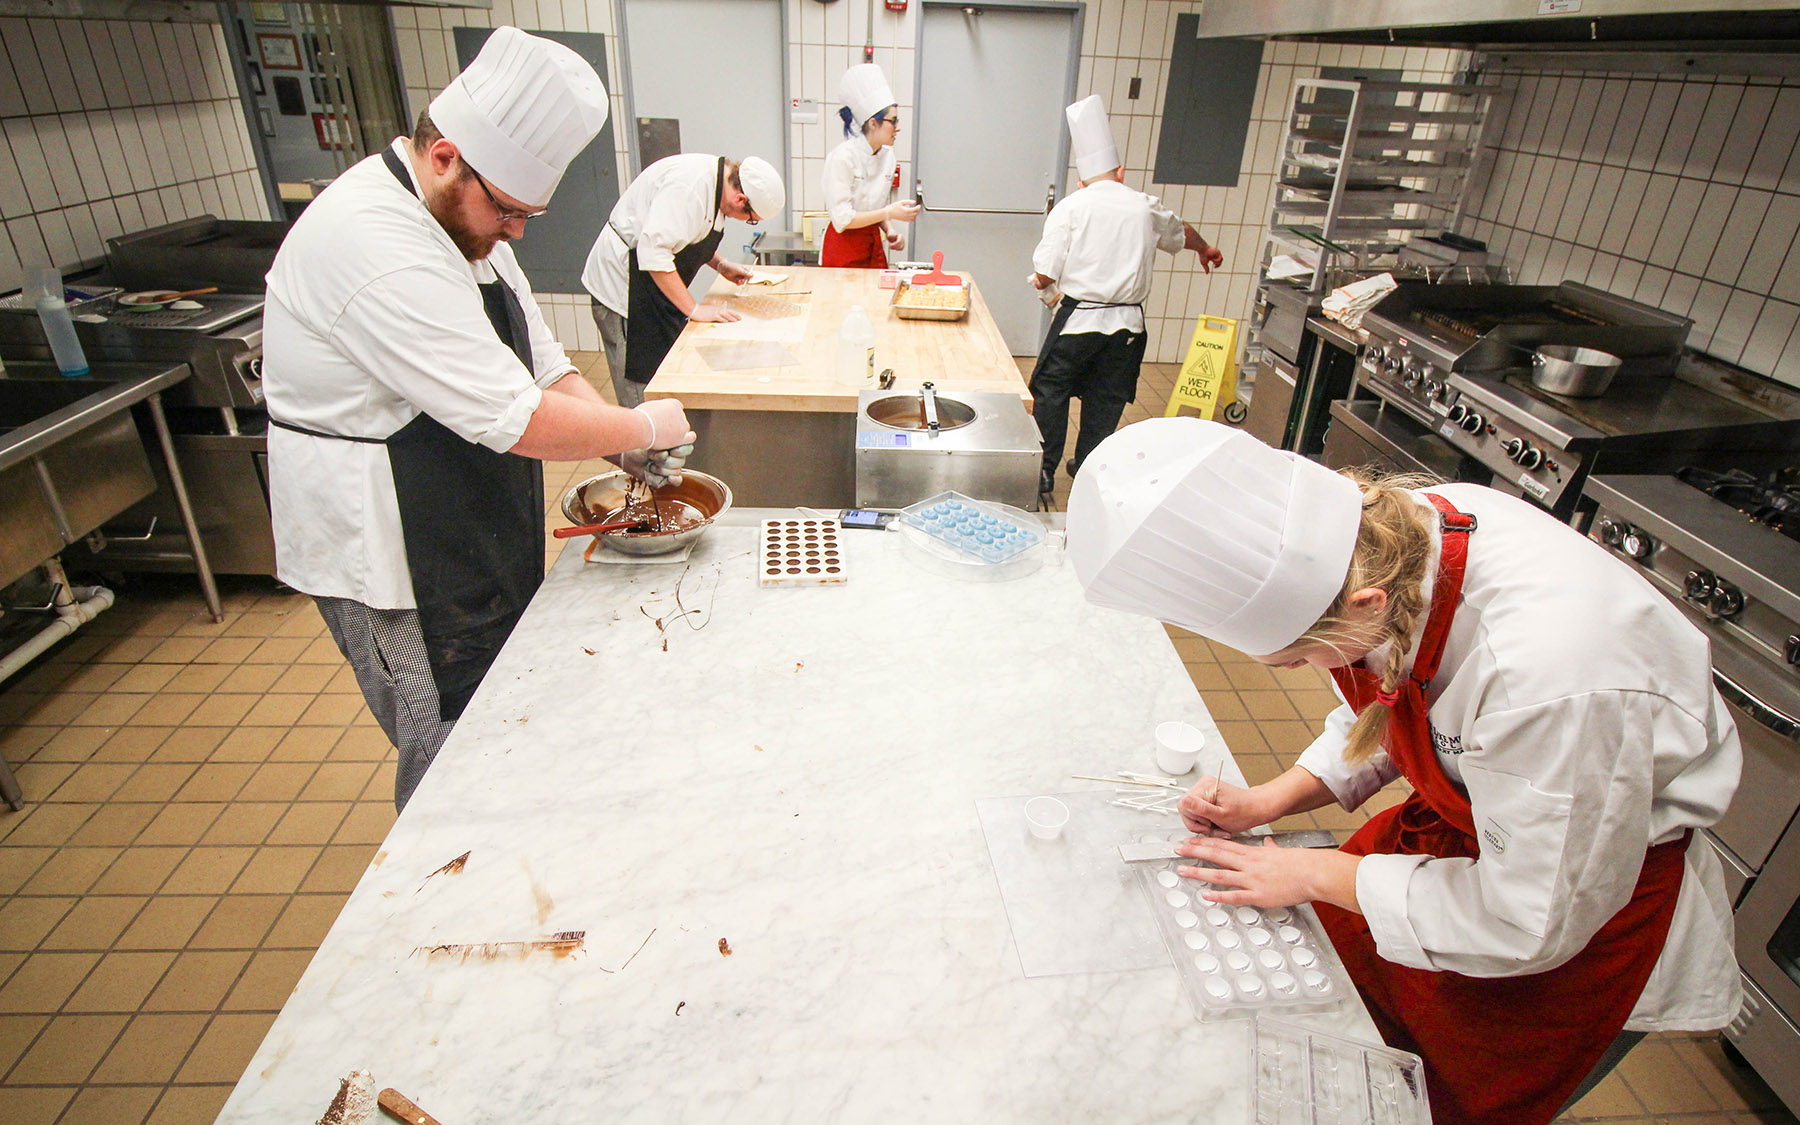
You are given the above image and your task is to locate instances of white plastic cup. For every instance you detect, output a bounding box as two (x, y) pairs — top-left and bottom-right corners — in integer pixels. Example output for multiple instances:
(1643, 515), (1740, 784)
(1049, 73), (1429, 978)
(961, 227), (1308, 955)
(1154, 720), (1206, 775)
(1024, 796), (1069, 840)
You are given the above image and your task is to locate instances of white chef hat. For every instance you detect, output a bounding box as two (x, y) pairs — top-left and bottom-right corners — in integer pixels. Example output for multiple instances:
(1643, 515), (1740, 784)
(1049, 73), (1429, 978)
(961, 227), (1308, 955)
(738, 157), (786, 221)
(429, 26), (609, 208)
(1068, 418), (1364, 657)
(839, 63), (897, 127)
(1066, 94), (1122, 182)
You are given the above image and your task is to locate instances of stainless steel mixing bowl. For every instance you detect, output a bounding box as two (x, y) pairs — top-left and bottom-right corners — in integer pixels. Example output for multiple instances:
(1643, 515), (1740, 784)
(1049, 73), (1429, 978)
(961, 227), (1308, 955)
(560, 469), (732, 556)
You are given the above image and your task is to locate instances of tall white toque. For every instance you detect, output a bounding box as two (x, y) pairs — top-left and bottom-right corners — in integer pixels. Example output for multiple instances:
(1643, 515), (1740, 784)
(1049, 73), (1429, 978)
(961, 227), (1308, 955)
(839, 63), (897, 126)
(1066, 94), (1122, 182)
(1067, 418), (1364, 657)
(429, 26), (609, 208)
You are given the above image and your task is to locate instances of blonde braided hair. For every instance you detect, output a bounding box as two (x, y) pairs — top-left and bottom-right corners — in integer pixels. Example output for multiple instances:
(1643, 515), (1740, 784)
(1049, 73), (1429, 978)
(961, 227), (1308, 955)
(1290, 469), (1439, 765)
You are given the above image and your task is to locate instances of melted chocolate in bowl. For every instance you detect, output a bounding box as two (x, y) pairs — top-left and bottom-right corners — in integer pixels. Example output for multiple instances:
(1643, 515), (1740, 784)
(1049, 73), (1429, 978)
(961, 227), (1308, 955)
(563, 470), (732, 555)
(599, 497), (708, 535)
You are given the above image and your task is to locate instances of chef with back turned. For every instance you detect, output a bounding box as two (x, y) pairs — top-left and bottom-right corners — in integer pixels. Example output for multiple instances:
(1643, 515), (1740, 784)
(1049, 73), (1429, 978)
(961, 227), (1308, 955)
(1028, 96), (1224, 496)
(264, 27), (695, 810)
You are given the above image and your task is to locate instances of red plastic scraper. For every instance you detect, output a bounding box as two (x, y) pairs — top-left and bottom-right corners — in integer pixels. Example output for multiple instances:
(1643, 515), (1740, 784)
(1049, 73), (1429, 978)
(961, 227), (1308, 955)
(914, 250), (962, 287)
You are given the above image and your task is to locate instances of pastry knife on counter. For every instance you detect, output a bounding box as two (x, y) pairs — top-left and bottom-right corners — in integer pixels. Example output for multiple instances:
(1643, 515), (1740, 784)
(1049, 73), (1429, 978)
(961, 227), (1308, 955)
(1117, 830), (1337, 863)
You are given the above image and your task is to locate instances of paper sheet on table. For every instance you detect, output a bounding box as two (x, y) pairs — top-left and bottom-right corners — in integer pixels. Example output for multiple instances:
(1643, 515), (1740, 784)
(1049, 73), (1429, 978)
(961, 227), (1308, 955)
(701, 316), (808, 343)
(1267, 254), (1318, 281)
(743, 270), (788, 285)
(701, 298), (812, 342)
(977, 790), (1172, 978)
(697, 341), (801, 370)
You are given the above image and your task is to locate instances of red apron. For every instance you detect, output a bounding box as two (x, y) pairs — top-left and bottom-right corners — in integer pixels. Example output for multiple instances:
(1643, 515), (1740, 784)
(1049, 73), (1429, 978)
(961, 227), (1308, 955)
(1315, 492), (1691, 1125)
(820, 221), (887, 268)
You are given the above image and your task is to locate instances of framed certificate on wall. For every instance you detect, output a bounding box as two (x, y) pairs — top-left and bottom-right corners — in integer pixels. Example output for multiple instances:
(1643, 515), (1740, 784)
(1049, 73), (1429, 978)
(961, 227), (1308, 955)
(258, 33), (302, 71)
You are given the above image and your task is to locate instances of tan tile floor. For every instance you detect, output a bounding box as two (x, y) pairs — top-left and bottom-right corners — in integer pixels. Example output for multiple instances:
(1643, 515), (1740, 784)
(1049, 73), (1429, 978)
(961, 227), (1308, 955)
(0, 356), (1792, 1123)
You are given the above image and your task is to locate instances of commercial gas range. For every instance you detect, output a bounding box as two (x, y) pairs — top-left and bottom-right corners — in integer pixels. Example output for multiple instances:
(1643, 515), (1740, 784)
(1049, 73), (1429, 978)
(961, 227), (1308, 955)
(1585, 471), (1800, 1116)
(1327, 282), (1800, 519)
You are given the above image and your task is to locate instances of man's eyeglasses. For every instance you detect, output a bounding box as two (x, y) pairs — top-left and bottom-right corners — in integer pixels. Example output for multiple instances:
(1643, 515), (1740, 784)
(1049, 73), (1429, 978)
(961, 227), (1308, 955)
(463, 160), (548, 223)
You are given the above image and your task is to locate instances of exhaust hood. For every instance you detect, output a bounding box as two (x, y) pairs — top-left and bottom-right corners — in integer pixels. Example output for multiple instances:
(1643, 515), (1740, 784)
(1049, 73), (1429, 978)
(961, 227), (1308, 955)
(1193, 0), (1800, 49)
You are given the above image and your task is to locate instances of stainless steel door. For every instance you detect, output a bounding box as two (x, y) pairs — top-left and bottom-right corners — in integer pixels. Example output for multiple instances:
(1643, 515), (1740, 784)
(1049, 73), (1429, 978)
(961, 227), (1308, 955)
(912, 2), (1081, 356)
(1731, 809), (1800, 1118)
(1243, 353), (1298, 450)
(1708, 662), (1800, 874)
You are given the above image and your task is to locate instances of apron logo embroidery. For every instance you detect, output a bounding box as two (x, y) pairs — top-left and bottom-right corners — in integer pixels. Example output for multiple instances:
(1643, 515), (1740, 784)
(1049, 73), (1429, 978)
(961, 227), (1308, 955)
(1429, 724), (1464, 755)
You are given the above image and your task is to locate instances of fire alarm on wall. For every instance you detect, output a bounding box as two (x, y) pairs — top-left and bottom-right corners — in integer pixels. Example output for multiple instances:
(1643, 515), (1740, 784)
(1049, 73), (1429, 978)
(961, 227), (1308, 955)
(885, 0), (908, 10)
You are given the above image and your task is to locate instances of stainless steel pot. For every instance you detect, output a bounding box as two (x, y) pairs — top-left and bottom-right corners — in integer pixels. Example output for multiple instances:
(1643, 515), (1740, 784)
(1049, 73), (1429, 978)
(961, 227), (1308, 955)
(560, 469), (732, 556)
(1530, 344), (1623, 398)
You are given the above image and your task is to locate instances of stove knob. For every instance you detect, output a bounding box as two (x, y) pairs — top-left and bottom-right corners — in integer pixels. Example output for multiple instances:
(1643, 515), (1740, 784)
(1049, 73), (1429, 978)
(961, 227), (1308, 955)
(1501, 437), (1524, 460)
(1684, 570), (1716, 602)
(1786, 635), (1800, 666)
(1366, 345), (1386, 365)
(1425, 379), (1446, 400)
(1596, 519), (1624, 546)
(1447, 404), (1469, 424)
(1709, 581), (1744, 619)
(1383, 357), (1404, 377)
(1620, 528), (1654, 561)
(1460, 411), (1486, 433)
(1517, 445), (1544, 470)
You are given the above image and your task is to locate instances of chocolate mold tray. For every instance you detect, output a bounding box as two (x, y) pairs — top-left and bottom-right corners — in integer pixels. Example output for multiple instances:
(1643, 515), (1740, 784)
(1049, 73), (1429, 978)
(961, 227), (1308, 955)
(1254, 1017), (1430, 1125)
(898, 491), (1041, 564)
(1131, 831), (1351, 1021)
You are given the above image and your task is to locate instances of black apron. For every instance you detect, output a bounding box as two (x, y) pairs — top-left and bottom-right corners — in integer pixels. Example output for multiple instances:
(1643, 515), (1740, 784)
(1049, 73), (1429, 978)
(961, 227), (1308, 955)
(271, 147), (545, 721)
(622, 156), (728, 386)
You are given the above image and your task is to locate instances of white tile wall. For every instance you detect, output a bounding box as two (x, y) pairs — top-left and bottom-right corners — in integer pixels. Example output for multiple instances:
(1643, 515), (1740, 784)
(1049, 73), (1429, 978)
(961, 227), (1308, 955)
(381, 2), (1470, 363)
(1465, 62), (1800, 390)
(0, 16), (266, 294)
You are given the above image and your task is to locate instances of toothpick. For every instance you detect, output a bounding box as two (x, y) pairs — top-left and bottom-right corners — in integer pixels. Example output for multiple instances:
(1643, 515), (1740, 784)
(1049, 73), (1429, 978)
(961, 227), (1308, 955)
(1072, 774), (1176, 788)
(1119, 770), (1185, 787)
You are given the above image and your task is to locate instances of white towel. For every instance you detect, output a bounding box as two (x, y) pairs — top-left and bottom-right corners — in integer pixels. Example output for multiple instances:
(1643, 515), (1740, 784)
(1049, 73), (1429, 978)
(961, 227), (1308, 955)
(1320, 272), (1398, 330)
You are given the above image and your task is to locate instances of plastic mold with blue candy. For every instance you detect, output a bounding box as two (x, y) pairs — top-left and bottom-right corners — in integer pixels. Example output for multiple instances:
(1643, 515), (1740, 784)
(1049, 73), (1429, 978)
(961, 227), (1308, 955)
(898, 491), (1043, 564)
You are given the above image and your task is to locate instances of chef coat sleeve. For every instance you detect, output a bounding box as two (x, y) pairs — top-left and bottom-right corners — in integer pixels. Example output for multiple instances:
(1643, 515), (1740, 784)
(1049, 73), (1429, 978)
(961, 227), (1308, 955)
(823, 148), (859, 232)
(1032, 200), (1074, 281)
(1356, 689), (1705, 977)
(1148, 198), (1187, 255)
(1294, 690), (1400, 808)
(331, 264), (541, 452)
(634, 185), (702, 274)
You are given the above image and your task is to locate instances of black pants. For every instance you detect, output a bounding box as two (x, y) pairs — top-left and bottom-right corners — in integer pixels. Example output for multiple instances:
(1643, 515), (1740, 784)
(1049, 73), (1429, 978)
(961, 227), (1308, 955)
(1028, 327), (1147, 477)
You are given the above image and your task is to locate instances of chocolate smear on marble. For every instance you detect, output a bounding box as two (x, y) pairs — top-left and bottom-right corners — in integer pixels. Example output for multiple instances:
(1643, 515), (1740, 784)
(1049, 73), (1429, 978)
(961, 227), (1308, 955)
(415, 850), (470, 893)
(415, 930), (585, 963)
(718, 937), (732, 957)
(316, 1068), (376, 1125)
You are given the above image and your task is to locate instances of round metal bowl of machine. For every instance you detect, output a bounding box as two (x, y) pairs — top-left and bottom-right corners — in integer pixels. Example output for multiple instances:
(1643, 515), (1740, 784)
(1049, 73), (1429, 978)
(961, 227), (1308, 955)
(558, 469), (732, 556)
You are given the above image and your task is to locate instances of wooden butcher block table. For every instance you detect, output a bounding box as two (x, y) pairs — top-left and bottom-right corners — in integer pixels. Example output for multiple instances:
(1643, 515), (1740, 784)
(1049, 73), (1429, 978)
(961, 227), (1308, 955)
(645, 265), (1032, 508)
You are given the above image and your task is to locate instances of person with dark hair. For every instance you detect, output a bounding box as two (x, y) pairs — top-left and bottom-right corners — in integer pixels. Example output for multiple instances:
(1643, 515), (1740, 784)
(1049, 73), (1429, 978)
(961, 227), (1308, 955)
(1067, 418), (1743, 1125)
(820, 63), (918, 268)
(581, 154), (785, 407)
(264, 28), (695, 809)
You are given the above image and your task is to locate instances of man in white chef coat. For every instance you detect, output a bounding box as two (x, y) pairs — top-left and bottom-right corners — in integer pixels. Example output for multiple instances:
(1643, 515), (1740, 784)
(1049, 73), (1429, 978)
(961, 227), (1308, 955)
(263, 27), (695, 809)
(1029, 96), (1224, 496)
(581, 152), (786, 407)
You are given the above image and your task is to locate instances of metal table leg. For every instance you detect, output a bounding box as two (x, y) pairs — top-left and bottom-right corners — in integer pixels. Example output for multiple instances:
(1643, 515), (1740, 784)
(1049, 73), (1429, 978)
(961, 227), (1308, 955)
(144, 392), (224, 623)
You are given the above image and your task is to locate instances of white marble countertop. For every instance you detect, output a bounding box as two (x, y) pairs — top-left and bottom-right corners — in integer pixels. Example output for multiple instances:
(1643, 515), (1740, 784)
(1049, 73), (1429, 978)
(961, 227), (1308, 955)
(219, 511), (1376, 1123)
